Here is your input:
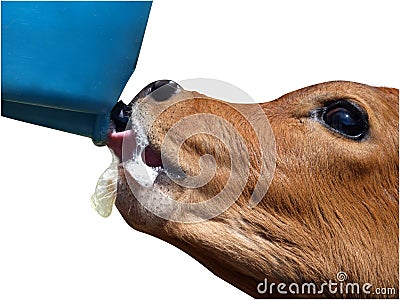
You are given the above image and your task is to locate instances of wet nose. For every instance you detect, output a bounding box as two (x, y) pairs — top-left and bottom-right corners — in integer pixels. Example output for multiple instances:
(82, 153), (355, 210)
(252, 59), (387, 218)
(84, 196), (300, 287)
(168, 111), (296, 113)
(110, 79), (181, 132)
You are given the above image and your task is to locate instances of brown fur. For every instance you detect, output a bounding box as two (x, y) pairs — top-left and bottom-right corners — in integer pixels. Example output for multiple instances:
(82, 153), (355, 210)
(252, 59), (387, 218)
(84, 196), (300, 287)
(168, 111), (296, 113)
(115, 81), (399, 298)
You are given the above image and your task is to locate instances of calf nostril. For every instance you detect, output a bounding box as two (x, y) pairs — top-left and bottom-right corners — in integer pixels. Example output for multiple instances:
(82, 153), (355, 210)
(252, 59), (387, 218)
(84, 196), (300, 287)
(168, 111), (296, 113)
(110, 80), (181, 133)
(129, 80), (181, 105)
(149, 80), (181, 102)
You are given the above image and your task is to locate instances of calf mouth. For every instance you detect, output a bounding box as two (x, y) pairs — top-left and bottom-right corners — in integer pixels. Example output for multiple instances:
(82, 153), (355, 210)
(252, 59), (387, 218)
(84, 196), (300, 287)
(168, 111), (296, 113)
(107, 80), (183, 185)
(104, 80), (194, 223)
(107, 130), (163, 168)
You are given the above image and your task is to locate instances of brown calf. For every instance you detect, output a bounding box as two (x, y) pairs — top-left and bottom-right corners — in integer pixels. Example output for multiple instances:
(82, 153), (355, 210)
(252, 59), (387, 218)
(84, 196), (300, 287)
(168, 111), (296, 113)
(109, 81), (398, 298)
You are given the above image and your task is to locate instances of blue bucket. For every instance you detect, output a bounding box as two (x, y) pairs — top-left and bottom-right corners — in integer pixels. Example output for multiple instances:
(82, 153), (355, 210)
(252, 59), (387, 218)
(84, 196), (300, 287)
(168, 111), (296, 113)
(1, 1), (152, 145)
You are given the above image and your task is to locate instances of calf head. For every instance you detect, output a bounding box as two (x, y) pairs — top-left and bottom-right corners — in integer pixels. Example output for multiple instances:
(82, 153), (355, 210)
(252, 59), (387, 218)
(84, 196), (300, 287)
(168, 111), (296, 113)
(109, 81), (398, 298)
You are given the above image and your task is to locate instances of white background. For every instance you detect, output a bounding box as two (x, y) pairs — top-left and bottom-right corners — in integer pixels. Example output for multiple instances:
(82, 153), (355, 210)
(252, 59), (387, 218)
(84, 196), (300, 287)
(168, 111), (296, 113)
(1, 1), (398, 299)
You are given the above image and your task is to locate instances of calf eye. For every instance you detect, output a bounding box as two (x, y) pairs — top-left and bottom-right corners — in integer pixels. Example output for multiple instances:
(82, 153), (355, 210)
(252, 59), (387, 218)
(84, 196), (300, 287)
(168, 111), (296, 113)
(319, 100), (369, 140)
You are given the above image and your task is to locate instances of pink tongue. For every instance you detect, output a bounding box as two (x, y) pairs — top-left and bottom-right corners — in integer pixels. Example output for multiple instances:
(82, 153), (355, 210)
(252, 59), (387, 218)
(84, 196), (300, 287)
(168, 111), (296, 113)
(106, 131), (135, 162)
(106, 131), (163, 168)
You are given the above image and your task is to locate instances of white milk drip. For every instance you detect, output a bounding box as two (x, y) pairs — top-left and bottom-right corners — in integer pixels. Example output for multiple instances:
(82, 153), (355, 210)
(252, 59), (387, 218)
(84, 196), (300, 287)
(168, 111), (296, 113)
(90, 149), (119, 217)
(91, 115), (162, 217)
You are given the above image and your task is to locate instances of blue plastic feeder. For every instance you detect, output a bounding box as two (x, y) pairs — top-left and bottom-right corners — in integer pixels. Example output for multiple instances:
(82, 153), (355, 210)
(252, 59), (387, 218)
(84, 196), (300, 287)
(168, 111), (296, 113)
(1, 1), (152, 145)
